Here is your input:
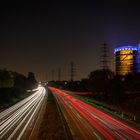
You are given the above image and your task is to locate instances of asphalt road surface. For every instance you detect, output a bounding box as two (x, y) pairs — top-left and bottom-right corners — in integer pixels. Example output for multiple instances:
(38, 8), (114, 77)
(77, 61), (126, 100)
(0, 86), (46, 140)
(49, 87), (140, 140)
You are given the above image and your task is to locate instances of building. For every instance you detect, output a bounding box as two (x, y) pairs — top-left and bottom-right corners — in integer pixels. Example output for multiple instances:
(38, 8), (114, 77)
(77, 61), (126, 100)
(114, 45), (140, 75)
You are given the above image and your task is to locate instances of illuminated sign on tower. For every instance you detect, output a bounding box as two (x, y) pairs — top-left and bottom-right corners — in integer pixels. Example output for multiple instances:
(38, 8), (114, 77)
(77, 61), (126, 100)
(114, 45), (139, 75)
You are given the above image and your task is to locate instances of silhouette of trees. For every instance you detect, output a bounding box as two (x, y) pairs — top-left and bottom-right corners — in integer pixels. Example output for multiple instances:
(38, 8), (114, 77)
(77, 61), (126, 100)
(87, 69), (114, 93)
(81, 69), (125, 102)
(106, 75), (124, 102)
(47, 69), (140, 103)
(27, 72), (37, 89)
(125, 73), (140, 92)
(0, 69), (14, 88)
(0, 69), (38, 104)
(13, 72), (27, 90)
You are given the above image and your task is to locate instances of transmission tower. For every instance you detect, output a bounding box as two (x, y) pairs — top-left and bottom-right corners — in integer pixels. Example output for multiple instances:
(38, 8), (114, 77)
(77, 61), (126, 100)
(51, 70), (54, 81)
(70, 61), (76, 81)
(58, 68), (61, 81)
(100, 43), (110, 70)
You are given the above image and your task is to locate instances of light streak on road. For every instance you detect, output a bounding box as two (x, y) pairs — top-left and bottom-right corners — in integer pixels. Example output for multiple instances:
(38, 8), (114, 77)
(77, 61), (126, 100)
(0, 86), (46, 140)
(49, 87), (140, 140)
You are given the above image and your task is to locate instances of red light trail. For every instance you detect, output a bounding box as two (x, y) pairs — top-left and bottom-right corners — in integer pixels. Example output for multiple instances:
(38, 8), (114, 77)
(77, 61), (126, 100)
(49, 87), (140, 140)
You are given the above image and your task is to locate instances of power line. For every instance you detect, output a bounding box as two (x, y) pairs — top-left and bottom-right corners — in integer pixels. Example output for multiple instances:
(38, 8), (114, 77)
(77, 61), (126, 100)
(70, 61), (76, 81)
(58, 68), (61, 81)
(51, 70), (54, 81)
(100, 43), (110, 70)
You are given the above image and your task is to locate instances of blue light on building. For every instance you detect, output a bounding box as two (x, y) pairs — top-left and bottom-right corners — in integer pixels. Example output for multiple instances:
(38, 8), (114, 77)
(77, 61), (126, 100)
(114, 46), (138, 53)
(114, 45), (140, 75)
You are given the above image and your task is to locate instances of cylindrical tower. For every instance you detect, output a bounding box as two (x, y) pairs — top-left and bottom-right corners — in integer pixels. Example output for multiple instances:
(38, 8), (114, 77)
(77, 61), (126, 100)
(114, 46), (138, 75)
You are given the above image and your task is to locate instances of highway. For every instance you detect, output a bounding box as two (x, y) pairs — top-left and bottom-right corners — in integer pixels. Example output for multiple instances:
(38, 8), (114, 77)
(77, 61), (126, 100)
(0, 86), (46, 140)
(49, 87), (140, 140)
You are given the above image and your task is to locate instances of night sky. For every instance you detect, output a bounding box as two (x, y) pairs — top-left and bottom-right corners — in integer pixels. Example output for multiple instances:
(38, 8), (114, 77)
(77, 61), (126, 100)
(0, 1), (140, 81)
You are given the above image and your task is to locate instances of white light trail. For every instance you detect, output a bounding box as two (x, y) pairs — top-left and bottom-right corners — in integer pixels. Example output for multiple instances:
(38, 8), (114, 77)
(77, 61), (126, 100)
(0, 86), (46, 140)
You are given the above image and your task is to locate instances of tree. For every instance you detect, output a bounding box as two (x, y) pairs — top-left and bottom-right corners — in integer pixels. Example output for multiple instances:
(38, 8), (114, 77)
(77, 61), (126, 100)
(106, 75), (124, 102)
(13, 72), (27, 90)
(27, 72), (37, 89)
(0, 69), (14, 88)
(88, 69), (114, 92)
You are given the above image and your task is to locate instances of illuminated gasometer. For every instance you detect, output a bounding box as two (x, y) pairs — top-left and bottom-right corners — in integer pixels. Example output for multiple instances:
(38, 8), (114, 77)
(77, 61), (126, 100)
(114, 45), (139, 75)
